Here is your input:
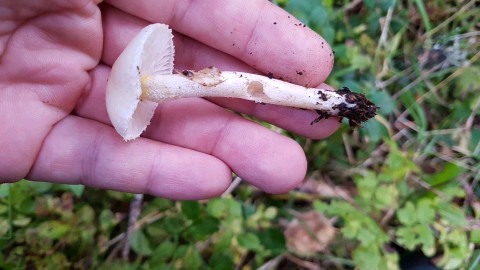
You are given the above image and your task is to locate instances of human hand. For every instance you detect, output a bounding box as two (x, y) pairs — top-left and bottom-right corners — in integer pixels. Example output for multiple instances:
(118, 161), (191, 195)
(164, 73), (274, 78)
(0, 0), (338, 199)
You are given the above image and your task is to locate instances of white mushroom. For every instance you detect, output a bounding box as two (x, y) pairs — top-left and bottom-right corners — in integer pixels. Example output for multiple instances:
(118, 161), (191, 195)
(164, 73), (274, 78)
(106, 23), (377, 141)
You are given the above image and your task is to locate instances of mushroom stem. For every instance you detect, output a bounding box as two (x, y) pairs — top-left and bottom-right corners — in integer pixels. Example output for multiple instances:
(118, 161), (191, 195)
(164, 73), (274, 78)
(140, 67), (378, 126)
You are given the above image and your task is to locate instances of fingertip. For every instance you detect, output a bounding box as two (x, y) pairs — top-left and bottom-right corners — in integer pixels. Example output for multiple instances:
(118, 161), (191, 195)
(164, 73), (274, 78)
(145, 151), (233, 200)
(240, 2), (335, 87)
(256, 139), (307, 194)
(303, 116), (341, 140)
(232, 131), (307, 194)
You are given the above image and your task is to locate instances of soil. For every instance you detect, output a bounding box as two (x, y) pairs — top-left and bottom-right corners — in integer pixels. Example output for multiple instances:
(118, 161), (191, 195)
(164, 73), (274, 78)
(331, 87), (379, 128)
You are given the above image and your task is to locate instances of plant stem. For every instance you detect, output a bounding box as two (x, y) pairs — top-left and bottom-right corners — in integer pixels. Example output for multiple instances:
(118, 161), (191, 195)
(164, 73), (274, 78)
(122, 193), (144, 260)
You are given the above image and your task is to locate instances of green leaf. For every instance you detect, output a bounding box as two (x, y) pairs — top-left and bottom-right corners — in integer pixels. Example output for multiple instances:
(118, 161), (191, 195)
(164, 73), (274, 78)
(342, 220), (361, 239)
(438, 203), (468, 226)
(456, 66), (480, 92)
(441, 255), (464, 270)
(150, 241), (176, 266)
(309, 5), (329, 26)
(355, 171), (377, 202)
(207, 198), (226, 218)
(162, 216), (185, 234)
(368, 90), (395, 114)
(181, 201), (201, 220)
(470, 229), (480, 244)
(37, 220), (70, 240)
(78, 205), (95, 224)
(150, 198), (175, 211)
(0, 184), (10, 198)
(470, 129), (480, 157)
(185, 246), (204, 269)
(438, 184), (465, 201)
(206, 198), (243, 218)
(243, 203), (256, 218)
(396, 226), (418, 250)
(356, 227), (377, 246)
(424, 162), (463, 186)
(130, 230), (152, 256)
(363, 0), (375, 9)
(237, 232), (263, 251)
(67, 185), (84, 198)
(99, 209), (114, 232)
(107, 190), (132, 201)
(384, 141), (407, 171)
(353, 245), (382, 270)
(351, 53), (372, 70)
(0, 260), (17, 270)
(258, 228), (286, 254)
(373, 184), (398, 209)
(209, 252), (234, 270)
(28, 181), (53, 194)
(0, 204), (8, 215)
(413, 0), (432, 32)
(263, 207), (278, 219)
(415, 199), (436, 224)
(397, 202), (417, 226)
(173, 245), (203, 269)
(185, 217), (219, 241)
(283, 0), (315, 22)
(12, 215), (31, 227)
(172, 244), (188, 260)
(214, 229), (234, 252)
(43, 253), (71, 269)
(466, 249), (480, 270)
(360, 118), (386, 143)
(0, 219), (11, 237)
(417, 224), (436, 256)
(313, 200), (328, 213)
(381, 251), (400, 270)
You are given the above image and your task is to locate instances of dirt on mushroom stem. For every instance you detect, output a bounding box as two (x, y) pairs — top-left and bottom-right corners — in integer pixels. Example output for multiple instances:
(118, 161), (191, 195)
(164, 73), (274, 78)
(311, 87), (379, 128)
(334, 87), (379, 128)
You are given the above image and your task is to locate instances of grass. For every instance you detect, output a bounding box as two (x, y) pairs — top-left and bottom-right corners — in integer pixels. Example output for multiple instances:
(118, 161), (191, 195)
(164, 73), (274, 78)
(1, 0), (480, 269)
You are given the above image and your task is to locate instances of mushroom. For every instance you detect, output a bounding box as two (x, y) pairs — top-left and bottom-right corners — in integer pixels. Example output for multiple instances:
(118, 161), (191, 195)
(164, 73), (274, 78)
(106, 23), (378, 141)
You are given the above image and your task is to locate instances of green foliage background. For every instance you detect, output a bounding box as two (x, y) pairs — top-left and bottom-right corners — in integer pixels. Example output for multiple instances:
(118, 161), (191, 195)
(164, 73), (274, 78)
(1, 0), (480, 269)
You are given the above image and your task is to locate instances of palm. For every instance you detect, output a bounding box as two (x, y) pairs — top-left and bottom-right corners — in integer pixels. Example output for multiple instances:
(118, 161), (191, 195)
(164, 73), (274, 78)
(1, 0), (101, 180)
(1, 0), (338, 199)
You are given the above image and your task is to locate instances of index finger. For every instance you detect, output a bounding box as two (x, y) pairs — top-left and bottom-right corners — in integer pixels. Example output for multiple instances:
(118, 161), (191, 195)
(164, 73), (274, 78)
(104, 0), (334, 87)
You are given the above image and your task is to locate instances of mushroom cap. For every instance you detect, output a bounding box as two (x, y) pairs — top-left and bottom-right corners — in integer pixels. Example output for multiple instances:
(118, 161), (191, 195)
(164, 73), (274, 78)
(106, 23), (174, 141)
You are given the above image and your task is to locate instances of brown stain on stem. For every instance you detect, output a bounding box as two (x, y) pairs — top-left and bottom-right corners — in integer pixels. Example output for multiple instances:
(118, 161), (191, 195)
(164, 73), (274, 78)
(180, 67), (224, 87)
(247, 81), (269, 101)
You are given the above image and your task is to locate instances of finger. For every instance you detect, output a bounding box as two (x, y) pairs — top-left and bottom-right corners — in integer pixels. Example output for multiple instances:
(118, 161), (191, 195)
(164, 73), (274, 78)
(0, 1), (101, 182)
(76, 65), (308, 193)
(104, 0), (334, 86)
(143, 98), (309, 194)
(101, 4), (256, 72)
(98, 7), (339, 139)
(27, 115), (232, 200)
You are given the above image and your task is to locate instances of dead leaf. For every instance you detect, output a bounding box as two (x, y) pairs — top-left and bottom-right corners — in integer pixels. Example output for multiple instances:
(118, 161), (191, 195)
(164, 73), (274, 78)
(300, 173), (353, 200)
(284, 211), (336, 255)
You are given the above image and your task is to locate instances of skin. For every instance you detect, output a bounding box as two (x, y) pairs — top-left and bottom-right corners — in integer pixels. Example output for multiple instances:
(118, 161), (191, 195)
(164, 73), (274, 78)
(0, 0), (339, 200)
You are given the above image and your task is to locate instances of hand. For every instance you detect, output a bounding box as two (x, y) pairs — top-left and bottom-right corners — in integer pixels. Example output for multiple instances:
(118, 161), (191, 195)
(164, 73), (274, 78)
(0, 0), (338, 199)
